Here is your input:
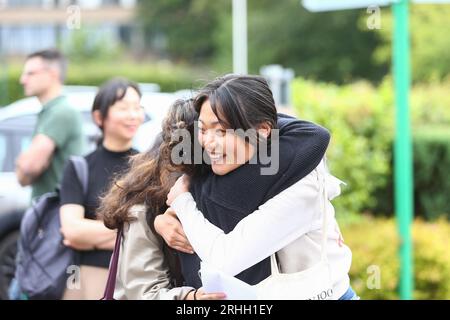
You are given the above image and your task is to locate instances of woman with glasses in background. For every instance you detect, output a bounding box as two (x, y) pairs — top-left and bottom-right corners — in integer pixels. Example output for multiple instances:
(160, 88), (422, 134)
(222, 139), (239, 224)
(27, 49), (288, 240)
(59, 77), (145, 300)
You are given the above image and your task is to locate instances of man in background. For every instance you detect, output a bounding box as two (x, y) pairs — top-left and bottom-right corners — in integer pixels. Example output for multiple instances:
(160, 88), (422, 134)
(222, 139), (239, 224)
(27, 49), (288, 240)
(15, 49), (83, 199)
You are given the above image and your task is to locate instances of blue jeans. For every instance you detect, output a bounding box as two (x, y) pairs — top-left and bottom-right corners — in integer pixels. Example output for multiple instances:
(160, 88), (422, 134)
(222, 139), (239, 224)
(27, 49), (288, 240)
(339, 287), (360, 300)
(8, 278), (28, 300)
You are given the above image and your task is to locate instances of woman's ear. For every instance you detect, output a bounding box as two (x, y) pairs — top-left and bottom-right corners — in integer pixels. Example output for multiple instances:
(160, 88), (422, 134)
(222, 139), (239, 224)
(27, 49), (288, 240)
(258, 122), (272, 139)
(92, 110), (103, 128)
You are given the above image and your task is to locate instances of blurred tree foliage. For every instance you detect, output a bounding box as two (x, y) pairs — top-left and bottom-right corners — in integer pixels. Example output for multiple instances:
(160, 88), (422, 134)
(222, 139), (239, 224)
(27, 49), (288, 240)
(245, 0), (386, 83)
(341, 216), (450, 299)
(137, 0), (226, 64)
(293, 77), (450, 219)
(137, 1), (450, 83)
(60, 28), (123, 63)
(137, 0), (388, 83)
(374, 4), (450, 83)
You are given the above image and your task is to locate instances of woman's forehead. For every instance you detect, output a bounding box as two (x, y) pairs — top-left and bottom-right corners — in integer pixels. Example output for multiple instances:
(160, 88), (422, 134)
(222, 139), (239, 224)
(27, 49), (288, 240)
(199, 101), (219, 125)
(199, 99), (230, 128)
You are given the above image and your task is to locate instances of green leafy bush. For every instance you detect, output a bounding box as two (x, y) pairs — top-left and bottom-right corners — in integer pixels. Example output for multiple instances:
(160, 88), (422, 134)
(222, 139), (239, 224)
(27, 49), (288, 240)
(1, 61), (203, 106)
(413, 127), (450, 220)
(369, 128), (450, 220)
(293, 78), (394, 217)
(341, 216), (450, 299)
(293, 77), (450, 219)
(60, 28), (123, 63)
(374, 4), (450, 83)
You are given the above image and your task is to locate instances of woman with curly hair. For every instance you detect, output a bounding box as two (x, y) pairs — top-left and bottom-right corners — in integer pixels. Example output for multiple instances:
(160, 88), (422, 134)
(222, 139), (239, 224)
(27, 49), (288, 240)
(97, 99), (224, 300)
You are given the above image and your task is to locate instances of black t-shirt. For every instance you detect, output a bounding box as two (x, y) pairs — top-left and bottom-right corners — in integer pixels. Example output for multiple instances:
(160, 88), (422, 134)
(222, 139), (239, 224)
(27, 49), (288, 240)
(60, 144), (138, 268)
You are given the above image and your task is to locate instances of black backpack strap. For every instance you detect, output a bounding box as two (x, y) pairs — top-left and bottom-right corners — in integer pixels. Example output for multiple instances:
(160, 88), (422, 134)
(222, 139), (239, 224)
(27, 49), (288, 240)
(69, 156), (89, 198)
(101, 227), (123, 300)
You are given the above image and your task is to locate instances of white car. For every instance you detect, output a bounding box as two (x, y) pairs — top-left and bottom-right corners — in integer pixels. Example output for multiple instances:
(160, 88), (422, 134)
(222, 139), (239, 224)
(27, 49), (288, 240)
(0, 87), (177, 299)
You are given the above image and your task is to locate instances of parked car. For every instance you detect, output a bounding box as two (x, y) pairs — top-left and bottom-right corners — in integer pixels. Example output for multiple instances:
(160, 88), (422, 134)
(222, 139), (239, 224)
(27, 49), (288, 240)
(0, 87), (176, 299)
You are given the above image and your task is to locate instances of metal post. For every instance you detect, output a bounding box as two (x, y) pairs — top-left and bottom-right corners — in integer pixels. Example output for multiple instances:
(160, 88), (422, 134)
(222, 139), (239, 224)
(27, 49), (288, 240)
(232, 0), (247, 74)
(392, 0), (414, 300)
(0, 28), (8, 107)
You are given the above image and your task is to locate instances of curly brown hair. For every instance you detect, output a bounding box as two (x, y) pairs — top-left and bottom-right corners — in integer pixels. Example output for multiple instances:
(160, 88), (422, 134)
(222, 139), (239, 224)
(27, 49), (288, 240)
(97, 99), (199, 231)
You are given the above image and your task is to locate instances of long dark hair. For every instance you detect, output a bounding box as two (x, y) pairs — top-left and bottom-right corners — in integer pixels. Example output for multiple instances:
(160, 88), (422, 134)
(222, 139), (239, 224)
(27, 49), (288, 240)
(97, 99), (198, 287)
(97, 99), (198, 231)
(193, 74), (278, 138)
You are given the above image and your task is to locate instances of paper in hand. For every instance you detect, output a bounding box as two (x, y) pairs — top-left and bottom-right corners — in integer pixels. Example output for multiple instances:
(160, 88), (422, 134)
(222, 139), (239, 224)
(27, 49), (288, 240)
(200, 262), (257, 300)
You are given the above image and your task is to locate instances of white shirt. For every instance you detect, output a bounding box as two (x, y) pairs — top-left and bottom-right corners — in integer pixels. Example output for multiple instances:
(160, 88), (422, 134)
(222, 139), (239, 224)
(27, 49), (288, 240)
(171, 161), (353, 299)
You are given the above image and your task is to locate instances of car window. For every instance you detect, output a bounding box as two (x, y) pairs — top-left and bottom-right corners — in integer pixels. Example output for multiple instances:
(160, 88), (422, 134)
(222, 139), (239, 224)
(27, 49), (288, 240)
(0, 114), (37, 129)
(81, 111), (94, 124)
(19, 135), (32, 154)
(80, 111), (150, 123)
(0, 108), (152, 170)
(0, 114), (35, 172)
(4, 131), (33, 172)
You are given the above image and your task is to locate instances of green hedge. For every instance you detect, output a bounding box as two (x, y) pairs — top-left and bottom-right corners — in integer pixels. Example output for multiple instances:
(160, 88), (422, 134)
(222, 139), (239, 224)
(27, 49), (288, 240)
(0, 63), (24, 107)
(1, 61), (203, 106)
(413, 127), (450, 220)
(341, 216), (450, 299)
(293, 78), (394, 217)
(371, 127), (450, 220)
(293, 78), (450, 220)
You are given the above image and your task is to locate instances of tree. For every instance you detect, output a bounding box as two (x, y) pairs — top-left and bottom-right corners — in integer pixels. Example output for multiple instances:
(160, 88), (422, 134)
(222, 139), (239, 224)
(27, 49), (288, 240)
(213, 0), (388, 83)
(137, 0), (227, 63)
(138, 0), (389, 83)
(245, 0), (387, 83)
(374, 4), (450, 82)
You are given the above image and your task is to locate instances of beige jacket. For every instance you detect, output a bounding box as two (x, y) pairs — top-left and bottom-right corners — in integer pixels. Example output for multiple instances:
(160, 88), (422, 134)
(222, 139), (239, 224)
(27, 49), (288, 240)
(114, 205), (194, 300)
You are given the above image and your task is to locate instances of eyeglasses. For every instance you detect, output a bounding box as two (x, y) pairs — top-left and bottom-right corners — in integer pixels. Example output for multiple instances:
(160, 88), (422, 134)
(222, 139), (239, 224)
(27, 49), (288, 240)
(112, 102), (145, 114)
(21, 68), (49, 78)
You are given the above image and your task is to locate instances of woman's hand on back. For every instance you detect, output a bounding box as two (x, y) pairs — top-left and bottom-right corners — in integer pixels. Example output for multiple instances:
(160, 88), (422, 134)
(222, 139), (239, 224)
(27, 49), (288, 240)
(166, 174), (190, 206)
(185, 287), (226, 300)
(154, 208), (194, 254)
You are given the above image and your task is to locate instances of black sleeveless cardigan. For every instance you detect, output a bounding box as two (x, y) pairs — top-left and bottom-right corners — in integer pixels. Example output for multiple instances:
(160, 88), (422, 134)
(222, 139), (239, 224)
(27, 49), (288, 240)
(178, 114), (331, 288)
